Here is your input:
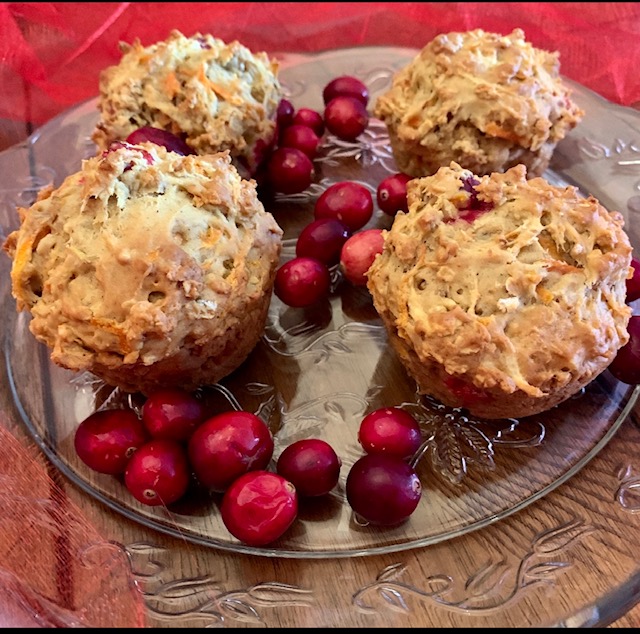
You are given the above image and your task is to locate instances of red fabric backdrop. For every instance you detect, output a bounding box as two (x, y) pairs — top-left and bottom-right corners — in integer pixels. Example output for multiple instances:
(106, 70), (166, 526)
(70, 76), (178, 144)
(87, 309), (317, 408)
(1, 2), (640, 125)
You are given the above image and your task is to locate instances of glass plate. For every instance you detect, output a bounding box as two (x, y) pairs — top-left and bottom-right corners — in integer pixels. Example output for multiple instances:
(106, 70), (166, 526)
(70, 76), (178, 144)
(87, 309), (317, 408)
(2, 46), (640, 626)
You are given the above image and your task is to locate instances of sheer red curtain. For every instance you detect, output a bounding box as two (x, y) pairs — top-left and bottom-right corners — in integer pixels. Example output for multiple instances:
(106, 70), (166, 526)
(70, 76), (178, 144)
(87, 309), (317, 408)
(1, 2), (639, 124)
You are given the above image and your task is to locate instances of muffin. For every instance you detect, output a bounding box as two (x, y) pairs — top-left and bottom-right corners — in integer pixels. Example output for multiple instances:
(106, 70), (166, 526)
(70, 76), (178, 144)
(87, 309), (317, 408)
(374, 28), (584, 178)
(366, 162), (632, 419)
(3, 142), (283, 394)
(91, 29), (283, 176)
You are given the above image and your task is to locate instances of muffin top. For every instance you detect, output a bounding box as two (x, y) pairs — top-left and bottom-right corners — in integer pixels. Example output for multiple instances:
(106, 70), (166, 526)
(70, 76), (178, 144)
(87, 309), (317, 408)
(366, 162), (632, 401)
(92, 30), (283, 171)
(374, 28), (584, 154)
(3, 142), (283, 374)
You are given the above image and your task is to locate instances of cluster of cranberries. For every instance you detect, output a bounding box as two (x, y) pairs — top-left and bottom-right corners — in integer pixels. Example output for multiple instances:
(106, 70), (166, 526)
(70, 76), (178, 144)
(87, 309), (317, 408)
(267, 77), (412, 307)
(74, 389), (425, 545)
(262, 75), (370, 197)
(274, 180), (388, 306)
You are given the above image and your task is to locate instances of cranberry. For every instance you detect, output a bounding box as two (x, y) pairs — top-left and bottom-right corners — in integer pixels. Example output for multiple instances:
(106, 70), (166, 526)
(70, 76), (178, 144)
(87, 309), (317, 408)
(443, 375), (492, 409)
(323, 76), (369, 106)
(141, 388), (206, 442)
(324, 96), (369, 142)
(266, 147), (314, 195)
(377, 173), (412, 216)
(461, 175), (480, 192)
(627, 257), (640, 303)
(124, 439), (190, 506)
(276, 98), (295, 129)
(187, 411), (274, 492)
(608, 316), (640, 384)
(456, 207), (491, 223)
(339, 228), (385, 286)
(104, 142), (154, 166)
(358, 407), (422, 460)
(292, 108), (325, 137)
(125, 126), (193, 155)
(452, 175), (494, 223)
(314, 181), (374, 231)
(247, 135), (277, 177)
(274, 257), (331, 307)
(221, 471), (298, 546)
(74, 409), (148, 475)
(279, 124), (320, 159)
(295, 218), (352, 266)
(346, 454), (422, 526)
(276, 439), (341, 497)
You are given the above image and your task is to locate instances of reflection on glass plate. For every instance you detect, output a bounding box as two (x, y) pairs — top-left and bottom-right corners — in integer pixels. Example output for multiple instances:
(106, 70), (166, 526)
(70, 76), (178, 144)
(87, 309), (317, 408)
(1, 47), (640, 565)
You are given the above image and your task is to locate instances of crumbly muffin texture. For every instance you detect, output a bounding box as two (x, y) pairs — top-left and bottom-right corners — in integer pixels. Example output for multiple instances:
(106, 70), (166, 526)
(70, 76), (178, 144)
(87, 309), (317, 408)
(366, 162), (632, 419)
(92, 29), (283, 175)
(374, 28), (584, 178)
(3, 143), (283, 394)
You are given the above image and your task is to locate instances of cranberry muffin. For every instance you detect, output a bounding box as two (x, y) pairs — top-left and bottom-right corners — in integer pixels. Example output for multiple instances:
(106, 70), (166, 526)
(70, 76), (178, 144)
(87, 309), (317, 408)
(374, 28), (584, 178)
(3, 142), (283, 394)
(92, 30), (283, 176)
(366, 162), (632, 419)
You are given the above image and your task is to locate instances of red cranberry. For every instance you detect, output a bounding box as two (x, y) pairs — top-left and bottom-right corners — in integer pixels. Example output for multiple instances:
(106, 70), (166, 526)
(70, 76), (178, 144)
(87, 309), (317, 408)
(104, 142), (154, 166)
(456, 207), (491, 223)
(279, 124), (320, 159)
(187, 411), (274, 492)
(377, 173), (412, 216)
(292, 108), (325, 137)
(443, 375), (492, 409)
(452, 175), (494, 223)
(324, 96), (369, 142)
(295, 218), (352, 266)
(274, 257), (331, 307)
(125, 126), (193, 155)
(141, 388), (206, 443)
(266, 147), (314, 195)
(276, 98), (295, 129)
(323, 75), (369, 106)
(247, 135), (277, 177)
(124, 439), (190, 506)
(346, 454), (422, 526)
(314, 181), (374, 231)
(339, 228), (385, 286)
(221, 471), (298, 546)
(461, 175), (481, 192)
(608, 316), (640, 384)
(276, 439), (341, 497)
(627, 257), (640, 302)
(358, 407), (422, 460)
(74, 409), (148, 475)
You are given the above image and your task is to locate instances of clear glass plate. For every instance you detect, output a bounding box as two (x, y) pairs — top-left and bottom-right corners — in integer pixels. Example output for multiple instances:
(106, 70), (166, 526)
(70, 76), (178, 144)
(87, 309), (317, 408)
(2, 46), (640, 626)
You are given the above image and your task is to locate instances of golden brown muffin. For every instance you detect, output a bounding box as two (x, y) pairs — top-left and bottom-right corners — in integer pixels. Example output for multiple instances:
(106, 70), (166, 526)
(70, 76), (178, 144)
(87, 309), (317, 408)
(374, 28), (584, 178)
(92, 29), (283, 176)
(366, 162), (632, 419)
(3, 142), (283, 394)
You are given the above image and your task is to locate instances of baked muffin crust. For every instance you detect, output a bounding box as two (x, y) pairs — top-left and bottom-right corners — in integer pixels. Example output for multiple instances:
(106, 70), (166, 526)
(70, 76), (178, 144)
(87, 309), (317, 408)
(92, 30), (283, 175)
(3, 142), (283, 394)
(366, 162), (632, 419)
(374, 28), (584, 178)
